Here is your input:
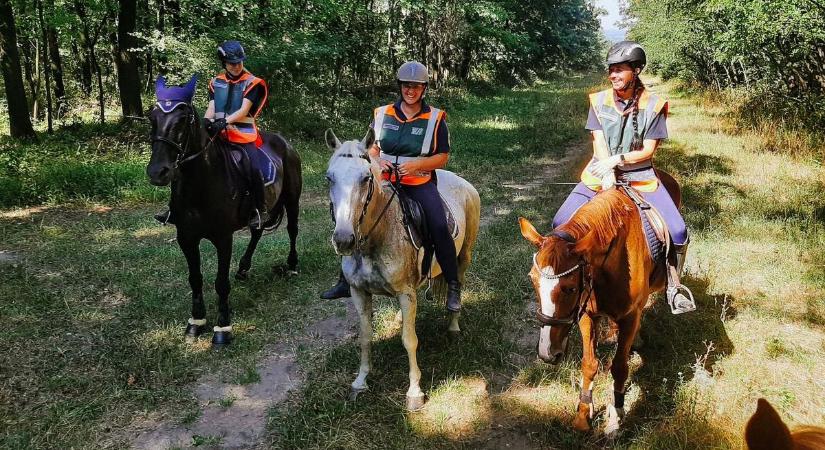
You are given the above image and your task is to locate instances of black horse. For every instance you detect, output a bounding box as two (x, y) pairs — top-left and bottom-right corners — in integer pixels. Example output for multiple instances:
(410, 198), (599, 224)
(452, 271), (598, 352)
(146, 99), (301, 346)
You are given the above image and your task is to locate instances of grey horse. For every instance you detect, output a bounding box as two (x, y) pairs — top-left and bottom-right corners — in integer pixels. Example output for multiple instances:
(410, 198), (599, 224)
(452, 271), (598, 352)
(325, 128), (481, 410)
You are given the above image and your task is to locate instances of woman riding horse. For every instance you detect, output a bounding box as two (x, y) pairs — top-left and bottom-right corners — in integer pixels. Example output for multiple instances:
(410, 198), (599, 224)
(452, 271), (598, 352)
(552, 41), (695, 314)
(321, 61), (463, 312)
(155, 40), (271, 229)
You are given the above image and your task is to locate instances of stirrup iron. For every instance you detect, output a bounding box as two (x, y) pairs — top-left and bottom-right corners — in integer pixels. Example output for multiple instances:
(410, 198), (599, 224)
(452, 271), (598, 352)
(667, 284), (696, 314)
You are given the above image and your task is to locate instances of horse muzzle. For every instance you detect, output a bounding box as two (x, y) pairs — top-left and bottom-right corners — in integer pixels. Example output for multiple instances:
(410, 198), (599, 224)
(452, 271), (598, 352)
(537, 325), (569, 365)
(332, 229), (356, 255)
(146, 164), (174, 186)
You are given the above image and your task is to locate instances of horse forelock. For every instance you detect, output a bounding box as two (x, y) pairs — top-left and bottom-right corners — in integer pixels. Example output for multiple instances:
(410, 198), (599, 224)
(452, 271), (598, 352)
(330, 140), (380, 176)
(559, 189), (636, 255)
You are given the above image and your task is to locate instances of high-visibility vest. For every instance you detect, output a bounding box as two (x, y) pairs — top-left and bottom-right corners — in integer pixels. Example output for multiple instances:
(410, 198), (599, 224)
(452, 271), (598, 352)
(209, 71), (268, 144)
(372, 104), (446, 185)
(580, 87), (668, 192)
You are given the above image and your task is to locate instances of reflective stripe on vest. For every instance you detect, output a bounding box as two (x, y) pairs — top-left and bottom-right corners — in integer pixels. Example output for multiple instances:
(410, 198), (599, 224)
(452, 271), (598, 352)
(581, 87), (667, 192)
(373, 104), (445, 185)
(211, 71), (266, 144)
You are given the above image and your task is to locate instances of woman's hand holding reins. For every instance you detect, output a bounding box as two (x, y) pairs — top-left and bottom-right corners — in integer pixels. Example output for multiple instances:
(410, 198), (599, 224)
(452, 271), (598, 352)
(378, 159), (395, 173)
(397, 160), (423, 176)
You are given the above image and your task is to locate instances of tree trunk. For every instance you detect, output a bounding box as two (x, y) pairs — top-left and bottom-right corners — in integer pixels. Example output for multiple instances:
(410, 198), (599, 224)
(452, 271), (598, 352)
(45, 0), (65, 116)
(21, 40), (39, 115)
(0, 0), (36, 138)
(37, 0), (54, 132)
(115, 0), (143, 118)
(71, 0), (94, 95)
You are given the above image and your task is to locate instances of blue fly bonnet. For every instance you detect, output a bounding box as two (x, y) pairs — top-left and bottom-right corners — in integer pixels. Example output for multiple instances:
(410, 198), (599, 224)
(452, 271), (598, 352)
(155, 74), (198, 112)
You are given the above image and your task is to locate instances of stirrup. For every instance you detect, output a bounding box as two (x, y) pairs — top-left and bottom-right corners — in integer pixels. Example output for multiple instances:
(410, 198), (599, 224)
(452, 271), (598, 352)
(154, 209), (172, 225)
(249, 208), (268, 230)
(667, 284), (696, 315)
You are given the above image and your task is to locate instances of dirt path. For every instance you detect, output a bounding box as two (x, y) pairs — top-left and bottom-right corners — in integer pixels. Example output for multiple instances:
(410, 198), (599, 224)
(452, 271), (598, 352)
(128, 303), (357, 449)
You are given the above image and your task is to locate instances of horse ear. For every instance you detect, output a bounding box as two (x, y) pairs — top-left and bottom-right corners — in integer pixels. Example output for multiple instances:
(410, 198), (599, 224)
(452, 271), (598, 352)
(325, 128), (342, 150)
(186, 74), (198, 91)
(361, 127), (375, 152)
(518, 217), (543, 247)
(155, 75), (167, 93)
(744, 398), (794, 450)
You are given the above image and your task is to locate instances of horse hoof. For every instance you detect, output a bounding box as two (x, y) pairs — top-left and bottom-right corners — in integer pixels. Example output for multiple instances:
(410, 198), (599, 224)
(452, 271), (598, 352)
(349, 387), (367, 401)
(406, 394), (426, 411)
(211, 331), (232, 347)
(235, 270), (248, 281)
(184, 323), (207, 341)
(447, 329), (461, 342)
(287, 270), (299, 277)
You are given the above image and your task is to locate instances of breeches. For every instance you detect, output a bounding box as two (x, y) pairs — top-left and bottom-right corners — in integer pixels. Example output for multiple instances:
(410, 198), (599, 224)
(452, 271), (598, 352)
(551, 182), (688, 245)
(400, 181), (459, 282)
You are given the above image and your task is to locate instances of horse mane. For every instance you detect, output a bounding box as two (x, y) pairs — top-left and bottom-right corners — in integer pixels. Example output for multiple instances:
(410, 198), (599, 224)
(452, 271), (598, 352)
(557, 189), (636, 254)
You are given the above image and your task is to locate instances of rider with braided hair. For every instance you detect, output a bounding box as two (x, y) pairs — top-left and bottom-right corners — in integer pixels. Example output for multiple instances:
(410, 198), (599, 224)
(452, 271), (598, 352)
(551, 41), (696, 314)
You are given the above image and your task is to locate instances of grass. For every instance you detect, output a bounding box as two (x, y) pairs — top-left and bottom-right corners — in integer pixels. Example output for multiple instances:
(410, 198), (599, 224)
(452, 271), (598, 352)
(1, 74), (824, 449)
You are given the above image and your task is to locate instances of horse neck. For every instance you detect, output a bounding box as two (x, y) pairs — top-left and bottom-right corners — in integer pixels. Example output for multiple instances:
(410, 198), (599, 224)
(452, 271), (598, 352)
(172, 126), (226, 204)
(357, 180), (404, 255)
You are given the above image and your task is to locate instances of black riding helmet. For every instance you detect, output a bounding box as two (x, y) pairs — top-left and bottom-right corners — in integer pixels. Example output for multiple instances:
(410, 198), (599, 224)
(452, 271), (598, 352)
(217, 40), (246, 64)
(606, 41), (646, 72)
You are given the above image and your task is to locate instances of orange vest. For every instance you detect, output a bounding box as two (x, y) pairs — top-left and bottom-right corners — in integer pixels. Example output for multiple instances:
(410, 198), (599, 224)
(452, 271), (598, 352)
(209, 71), (268, 145)
(372, 104), (446, 185)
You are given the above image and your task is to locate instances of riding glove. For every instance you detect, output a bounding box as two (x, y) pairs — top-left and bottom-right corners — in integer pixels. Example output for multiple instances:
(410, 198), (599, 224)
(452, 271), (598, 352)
(591, 155), (623, 178)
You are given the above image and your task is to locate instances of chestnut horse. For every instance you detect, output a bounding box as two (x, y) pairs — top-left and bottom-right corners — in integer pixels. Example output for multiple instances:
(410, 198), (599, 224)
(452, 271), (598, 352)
(518, 172), (681, 435)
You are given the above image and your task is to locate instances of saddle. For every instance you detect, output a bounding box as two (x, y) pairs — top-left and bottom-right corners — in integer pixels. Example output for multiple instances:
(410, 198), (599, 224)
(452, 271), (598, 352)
(393, 185), (459, 277)
(222, 140), (283, 208)
(620, 185), (670, 264)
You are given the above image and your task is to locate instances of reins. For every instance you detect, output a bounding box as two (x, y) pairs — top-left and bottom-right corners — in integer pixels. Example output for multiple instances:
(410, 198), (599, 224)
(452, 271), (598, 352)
(356, 165), (401, 248)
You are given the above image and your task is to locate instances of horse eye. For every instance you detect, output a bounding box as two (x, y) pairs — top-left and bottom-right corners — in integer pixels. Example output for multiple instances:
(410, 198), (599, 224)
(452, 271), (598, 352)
(562, 286), (578, 295)
(361, 175), (371, 184)
(325, 174), (333, 184)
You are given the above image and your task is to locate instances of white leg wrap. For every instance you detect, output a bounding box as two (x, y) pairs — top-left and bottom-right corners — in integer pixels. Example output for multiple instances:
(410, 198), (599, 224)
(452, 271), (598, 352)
(213, 325), (232, 332)
(188, 318), (207, 326)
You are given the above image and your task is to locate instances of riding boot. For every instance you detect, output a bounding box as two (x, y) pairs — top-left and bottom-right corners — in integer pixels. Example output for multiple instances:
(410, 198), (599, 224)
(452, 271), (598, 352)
(154, 208), (175, 225)
(446, 280), (462, 313)
(666, 240), (696, 314)
(248, 173), (270, 230)
(320, 270), (351, 299)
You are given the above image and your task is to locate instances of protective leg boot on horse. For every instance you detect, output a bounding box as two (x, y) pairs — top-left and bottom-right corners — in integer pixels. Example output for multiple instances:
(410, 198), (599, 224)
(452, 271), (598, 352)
(667, 240), (696, 314)
(320, 270), (351, 299)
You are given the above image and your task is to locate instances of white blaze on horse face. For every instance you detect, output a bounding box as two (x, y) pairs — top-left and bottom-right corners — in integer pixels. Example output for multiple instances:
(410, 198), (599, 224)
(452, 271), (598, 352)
(537, 267), (558, 318)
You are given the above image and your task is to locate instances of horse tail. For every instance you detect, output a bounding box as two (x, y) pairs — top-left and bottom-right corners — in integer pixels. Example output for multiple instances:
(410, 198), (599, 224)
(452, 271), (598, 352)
(265, 196), (287, 231)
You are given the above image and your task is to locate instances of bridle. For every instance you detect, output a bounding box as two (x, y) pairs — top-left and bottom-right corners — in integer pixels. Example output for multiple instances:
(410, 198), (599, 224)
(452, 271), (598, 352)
(532, 230), (615, 327)
(329, 152), (399, 249)
(150, 102), (212, 169)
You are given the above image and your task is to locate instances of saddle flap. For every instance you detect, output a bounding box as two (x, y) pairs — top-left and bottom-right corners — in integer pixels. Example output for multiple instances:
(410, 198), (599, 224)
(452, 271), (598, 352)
(399, 193), (459, 252)
(225, 142), (282, 205)
(623, 185), (670, 264)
